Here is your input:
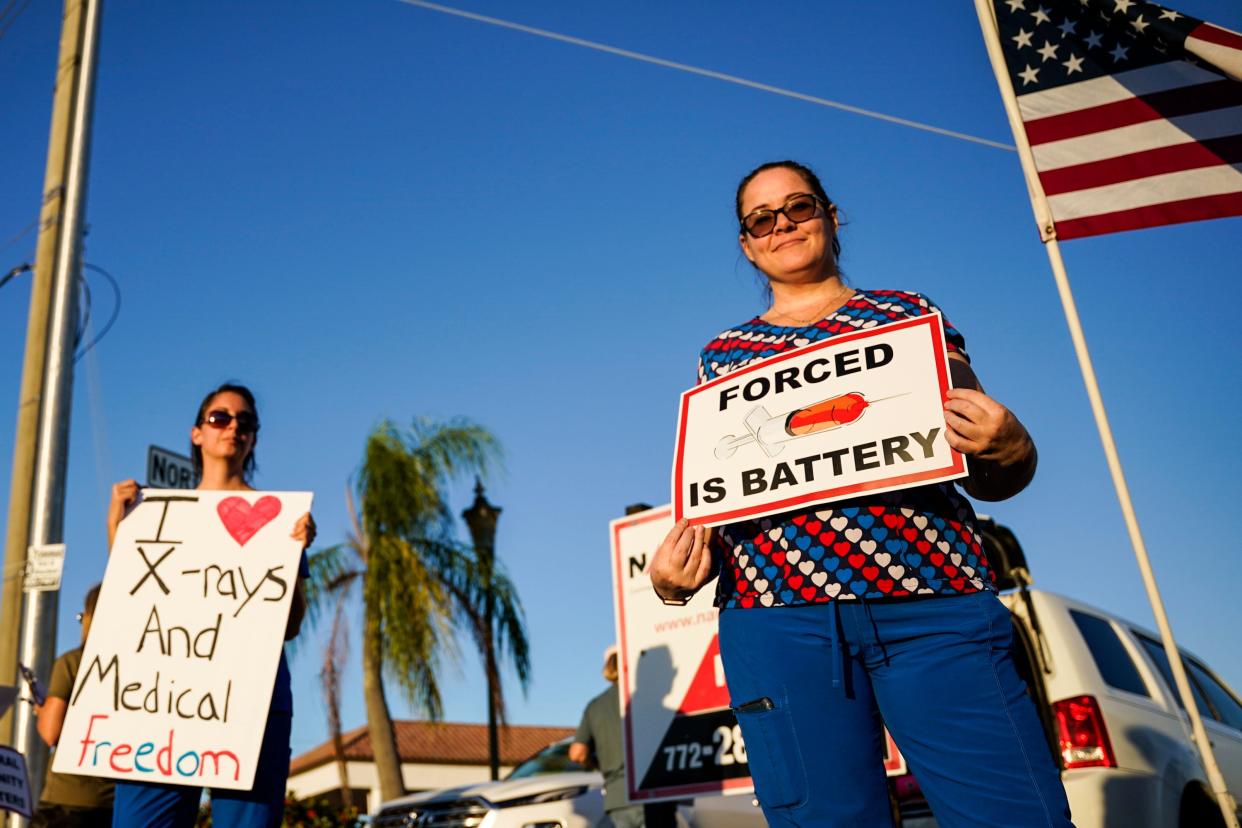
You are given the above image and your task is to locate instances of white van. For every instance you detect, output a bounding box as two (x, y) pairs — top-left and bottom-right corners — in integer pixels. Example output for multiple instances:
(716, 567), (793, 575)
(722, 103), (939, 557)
(891, 520), (1242, 827)
(995, 593), (1242, 826)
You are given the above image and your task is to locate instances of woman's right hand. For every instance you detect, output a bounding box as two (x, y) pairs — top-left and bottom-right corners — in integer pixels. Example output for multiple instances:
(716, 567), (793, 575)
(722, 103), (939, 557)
(649, 520), (714, 603)
(107, 479), (140, 550)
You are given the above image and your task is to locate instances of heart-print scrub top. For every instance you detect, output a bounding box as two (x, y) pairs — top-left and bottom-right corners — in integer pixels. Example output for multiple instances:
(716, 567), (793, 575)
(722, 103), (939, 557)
(698, 290), (996, 609)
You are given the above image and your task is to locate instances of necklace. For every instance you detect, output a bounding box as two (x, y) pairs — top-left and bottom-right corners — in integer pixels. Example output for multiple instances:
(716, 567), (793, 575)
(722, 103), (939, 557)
(766, 287), (854, 327)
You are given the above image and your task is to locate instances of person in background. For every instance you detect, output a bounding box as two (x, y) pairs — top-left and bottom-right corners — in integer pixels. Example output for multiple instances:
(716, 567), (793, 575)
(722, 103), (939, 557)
(32, 583), (114, 828)
(569, 647), (677, 828)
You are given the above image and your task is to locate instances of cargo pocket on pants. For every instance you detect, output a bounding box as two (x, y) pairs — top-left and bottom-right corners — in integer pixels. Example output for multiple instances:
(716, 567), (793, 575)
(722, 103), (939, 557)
(732, 694), (807, 809)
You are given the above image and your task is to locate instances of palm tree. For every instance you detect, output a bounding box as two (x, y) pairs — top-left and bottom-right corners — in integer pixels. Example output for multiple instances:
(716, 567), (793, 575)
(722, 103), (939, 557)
(319, 596), (351, 806)
(306, 417), (529, 803)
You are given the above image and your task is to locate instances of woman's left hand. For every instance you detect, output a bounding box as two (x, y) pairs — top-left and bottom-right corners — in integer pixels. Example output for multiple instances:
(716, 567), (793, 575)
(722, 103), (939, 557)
(943, 387), (1031, 467)
(292, 512), (317, 550)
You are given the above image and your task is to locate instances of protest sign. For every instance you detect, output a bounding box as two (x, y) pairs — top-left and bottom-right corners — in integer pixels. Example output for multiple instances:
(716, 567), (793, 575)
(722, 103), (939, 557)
(0, 746), (32, 818)
(672, 313), (965, 525)
(53, 489), (312, 790)
(613, 506), (905, 804)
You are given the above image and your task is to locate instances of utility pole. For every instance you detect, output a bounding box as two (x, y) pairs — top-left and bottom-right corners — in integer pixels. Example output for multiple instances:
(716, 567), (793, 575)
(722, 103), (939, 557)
(0, 0), (101, 817)
(462, 480), (502, 780)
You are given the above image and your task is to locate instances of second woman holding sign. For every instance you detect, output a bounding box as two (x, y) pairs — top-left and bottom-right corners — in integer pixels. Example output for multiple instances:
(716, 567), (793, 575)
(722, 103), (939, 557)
(106, 383), (314, 828)
(650, 161), (1074, 828)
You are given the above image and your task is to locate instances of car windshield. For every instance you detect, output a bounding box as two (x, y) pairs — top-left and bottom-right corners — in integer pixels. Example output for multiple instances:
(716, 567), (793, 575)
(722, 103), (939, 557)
(505, 742), (587, 780)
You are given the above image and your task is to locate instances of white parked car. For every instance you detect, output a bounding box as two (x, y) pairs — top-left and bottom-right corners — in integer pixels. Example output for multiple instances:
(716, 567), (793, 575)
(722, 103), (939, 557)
(372, 740), (605, 828)
(889, 520), (1242, 828)
(994, 586), (1242, 827)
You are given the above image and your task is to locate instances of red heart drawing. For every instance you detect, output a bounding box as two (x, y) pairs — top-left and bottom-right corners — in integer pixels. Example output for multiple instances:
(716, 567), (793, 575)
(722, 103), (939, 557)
(217, 495), (282, 546)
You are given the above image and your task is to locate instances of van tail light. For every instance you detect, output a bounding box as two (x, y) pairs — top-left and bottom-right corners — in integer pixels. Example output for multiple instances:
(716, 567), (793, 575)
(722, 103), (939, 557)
(1053, 695), (1116, 769)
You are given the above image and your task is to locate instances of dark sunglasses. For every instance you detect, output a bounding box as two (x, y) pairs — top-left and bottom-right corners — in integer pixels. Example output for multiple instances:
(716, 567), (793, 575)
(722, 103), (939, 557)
(741, 193), (827, 239)
(201, 409), (260, 434)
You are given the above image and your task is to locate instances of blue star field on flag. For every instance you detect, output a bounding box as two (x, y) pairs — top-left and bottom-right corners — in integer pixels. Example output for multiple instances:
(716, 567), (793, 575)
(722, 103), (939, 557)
(995, 0), (1208, 92)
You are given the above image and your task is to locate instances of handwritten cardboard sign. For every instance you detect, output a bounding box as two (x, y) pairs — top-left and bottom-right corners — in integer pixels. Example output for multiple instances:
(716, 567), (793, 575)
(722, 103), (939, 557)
(53, 489), (312, 790)
(672, 314), (965, 525)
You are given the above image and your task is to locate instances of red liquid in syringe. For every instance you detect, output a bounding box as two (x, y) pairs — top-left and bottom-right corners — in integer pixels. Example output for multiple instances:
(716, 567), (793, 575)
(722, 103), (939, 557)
(784, 392), (869, 436)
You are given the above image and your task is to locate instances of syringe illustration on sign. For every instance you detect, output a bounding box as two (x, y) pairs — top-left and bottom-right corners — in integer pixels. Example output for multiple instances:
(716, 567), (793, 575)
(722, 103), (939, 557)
(714, 391), (909, 460)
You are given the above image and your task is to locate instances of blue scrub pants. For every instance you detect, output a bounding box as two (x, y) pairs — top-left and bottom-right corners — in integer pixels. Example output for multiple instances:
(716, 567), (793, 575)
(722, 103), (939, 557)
(111, 712), (291, 827)
(719, 591), (1074, 828)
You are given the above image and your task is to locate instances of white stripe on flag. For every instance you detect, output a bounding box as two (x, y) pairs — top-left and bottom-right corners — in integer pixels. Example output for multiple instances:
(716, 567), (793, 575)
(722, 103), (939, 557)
(1016, 62), (1223, 119)
(1047, 163), (1242, 220)
(1188, 34), (1242, 83)
(1031, 105), (1242, 169)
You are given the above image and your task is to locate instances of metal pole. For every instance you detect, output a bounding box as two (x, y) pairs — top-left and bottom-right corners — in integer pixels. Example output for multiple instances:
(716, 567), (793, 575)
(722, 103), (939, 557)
(462, 480), (501, 780)
(8, 0), (102, 820)
(973, 3), (1239, 825)
(0, 0), (94, 745)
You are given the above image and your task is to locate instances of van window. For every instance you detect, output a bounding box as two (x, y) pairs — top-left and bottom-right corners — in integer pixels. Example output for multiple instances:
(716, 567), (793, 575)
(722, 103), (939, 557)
(1185, 659), (1242, 732)
(1069, 610), (1148, 697)
(1134, 633), (1214, 719)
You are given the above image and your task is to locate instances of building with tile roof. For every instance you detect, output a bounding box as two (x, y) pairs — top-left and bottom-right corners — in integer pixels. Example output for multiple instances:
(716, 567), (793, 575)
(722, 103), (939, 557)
(287, 720), (575, 813)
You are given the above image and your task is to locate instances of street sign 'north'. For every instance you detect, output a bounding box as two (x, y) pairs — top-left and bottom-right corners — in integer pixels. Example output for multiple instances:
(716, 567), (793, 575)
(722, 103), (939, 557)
(147, 445), (198, 489)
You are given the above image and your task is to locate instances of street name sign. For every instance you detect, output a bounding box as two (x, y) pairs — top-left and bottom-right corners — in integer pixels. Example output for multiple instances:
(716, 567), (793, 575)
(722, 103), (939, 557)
(147, 445), (198, 490)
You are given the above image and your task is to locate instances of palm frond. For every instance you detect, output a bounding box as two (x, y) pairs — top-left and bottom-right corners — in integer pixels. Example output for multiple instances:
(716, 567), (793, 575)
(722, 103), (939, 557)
(304, 542), (363, 627)
(404, 536), (533, 728)
(486, 566), (532, 691)
(364, 533), (465, 718)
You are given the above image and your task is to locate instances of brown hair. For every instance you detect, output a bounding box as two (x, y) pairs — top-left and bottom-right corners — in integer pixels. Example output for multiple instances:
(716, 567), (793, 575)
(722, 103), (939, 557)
(603, 651), (619, 683)
(84, 583), (101, 615)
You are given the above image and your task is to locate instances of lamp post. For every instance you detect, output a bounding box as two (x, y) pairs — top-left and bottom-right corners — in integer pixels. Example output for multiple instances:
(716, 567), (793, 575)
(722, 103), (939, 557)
(462, 479), (502, 780)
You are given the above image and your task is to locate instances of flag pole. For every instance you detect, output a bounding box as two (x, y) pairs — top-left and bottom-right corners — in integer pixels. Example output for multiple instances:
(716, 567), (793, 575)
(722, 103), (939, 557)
(972, 2), (1238, 825)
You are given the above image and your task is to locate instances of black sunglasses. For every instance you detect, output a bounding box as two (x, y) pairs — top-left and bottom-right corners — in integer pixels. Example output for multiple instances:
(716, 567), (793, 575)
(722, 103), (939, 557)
(201, 409), (260, 434)
(741, 193), (827, 239)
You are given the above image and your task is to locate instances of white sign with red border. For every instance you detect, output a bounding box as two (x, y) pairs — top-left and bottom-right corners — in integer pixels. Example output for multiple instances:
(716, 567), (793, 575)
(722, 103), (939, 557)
(54, 489), (312, 790)
(672, 313), (965, 526)
(612, 506), (906, 804)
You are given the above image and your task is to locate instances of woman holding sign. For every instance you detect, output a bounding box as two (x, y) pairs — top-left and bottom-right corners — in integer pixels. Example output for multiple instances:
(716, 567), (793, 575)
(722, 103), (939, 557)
(106, 383), (314, 828)
(651, 162), (1072, 828)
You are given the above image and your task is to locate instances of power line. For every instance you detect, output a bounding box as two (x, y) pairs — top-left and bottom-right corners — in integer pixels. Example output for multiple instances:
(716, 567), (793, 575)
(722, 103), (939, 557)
(74, 262), (121, 361)
(0, 214), (40, 254)
(0, 0), (33, 42)
(396, 0), (1015, 152)
(0, 262), (31, 291)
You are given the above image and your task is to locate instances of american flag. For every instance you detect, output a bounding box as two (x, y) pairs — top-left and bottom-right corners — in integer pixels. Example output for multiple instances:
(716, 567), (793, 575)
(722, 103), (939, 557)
(990, 0), (1242, 239)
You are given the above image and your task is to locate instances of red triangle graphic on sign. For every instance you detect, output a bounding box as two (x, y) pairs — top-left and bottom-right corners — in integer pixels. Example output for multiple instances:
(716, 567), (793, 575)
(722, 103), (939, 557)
(675, 633), (730, 715)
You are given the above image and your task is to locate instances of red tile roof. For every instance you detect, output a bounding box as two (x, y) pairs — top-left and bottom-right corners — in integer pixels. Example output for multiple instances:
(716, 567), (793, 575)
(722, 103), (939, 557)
(290, 721), (575, 776)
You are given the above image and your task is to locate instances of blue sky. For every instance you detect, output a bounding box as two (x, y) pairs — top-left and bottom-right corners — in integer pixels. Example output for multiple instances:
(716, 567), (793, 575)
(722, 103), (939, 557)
(2, 0), (1240, 765)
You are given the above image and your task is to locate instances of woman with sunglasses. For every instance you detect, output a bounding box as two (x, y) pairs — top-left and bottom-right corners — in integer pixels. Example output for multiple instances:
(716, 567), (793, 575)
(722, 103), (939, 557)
(650, 161), (1073, 828)
(105, 383), (315, 828)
